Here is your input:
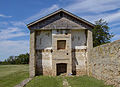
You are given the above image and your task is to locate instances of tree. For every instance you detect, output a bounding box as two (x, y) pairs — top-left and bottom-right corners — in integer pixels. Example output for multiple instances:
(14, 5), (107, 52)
(0, 53), (29, 65)
(17, 53), (29, 64)
(92, 19), (114, 47)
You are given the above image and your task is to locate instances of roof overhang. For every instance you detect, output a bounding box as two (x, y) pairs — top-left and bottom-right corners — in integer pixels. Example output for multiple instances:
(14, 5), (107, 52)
(27, 8), (94, 29)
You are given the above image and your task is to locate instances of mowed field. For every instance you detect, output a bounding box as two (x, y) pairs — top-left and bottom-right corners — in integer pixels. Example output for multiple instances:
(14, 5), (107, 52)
(0, 65), (29, 87)
(0, 65), (113, 87)
(25, 76), (113, 87)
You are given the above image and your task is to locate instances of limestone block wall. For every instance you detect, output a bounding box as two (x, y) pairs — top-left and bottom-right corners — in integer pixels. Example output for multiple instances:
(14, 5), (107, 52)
(52, 29), (72, 76)
(89, 40), (120, 87)
(72, 49), (87, 75)
(71, 30), (87, 75)
(36, 30), (52, 49)
(29, 30), (36, 77)
(71, 30), (87, 48)
(36, 50), (52, 75)
(35, 30), (52, 75)
(34, 29), (89, 76)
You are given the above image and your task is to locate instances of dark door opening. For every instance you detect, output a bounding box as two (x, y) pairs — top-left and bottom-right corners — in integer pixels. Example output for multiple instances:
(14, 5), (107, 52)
(57, 63), (67, 75)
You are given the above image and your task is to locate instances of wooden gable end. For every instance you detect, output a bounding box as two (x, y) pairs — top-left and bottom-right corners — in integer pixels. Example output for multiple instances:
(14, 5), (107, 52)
(28, 10), (94, 30)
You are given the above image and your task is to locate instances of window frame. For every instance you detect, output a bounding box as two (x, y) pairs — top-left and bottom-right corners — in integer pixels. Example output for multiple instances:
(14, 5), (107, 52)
(57, 40), (66, 50)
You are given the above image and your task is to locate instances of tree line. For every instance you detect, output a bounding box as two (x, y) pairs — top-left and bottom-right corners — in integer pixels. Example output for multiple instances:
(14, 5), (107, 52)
(0, 53), (29, 65)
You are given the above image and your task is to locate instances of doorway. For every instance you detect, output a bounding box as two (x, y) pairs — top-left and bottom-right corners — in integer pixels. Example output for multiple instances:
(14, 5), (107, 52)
(56, 63), (67, 75)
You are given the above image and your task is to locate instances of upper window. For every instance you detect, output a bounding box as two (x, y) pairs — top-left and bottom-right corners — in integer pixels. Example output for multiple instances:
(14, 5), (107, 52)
(57, 40), (66, 50)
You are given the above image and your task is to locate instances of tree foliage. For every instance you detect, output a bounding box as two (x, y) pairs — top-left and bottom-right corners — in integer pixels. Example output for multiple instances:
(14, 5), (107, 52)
(93, 19), (114, 47)
(0, 53), (29, 65)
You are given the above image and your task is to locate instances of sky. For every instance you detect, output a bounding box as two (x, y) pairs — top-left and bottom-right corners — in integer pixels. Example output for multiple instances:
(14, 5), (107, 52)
(0, 0), (120, 61)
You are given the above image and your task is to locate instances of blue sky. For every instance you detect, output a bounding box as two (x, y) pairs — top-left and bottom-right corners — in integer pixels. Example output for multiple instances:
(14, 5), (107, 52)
(0, 0), (120, 61)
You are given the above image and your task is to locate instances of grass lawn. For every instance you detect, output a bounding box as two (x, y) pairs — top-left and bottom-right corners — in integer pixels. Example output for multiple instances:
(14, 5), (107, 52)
(25, 75), (113, 87)
(0, 65), (113, 87)
(0, 65), (29, 87)
(25, 76), (63, 87)
(66, 75), (113, 87)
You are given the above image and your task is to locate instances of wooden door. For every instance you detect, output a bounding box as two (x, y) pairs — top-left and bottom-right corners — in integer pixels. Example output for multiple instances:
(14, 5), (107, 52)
(57, 63), (67, 75)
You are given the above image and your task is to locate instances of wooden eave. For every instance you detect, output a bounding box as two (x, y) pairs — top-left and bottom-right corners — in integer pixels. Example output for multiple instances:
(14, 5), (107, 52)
(27, 8), (95, 28)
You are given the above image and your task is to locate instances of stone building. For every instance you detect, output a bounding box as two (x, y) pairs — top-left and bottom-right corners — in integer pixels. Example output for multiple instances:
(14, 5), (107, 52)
(27, 9), (94, 77)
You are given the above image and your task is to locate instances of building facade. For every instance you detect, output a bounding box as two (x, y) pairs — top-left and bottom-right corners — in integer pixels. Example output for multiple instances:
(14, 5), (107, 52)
(27, 9), (94, 77)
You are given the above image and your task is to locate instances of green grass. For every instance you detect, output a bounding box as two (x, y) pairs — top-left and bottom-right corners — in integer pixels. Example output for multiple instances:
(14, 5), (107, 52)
(66, 75), (113, 87)
(0, 65), (29, 87)
(25, 76), (63, 87)
(25, 75), (113, 87)
(0, 65), (113, 87)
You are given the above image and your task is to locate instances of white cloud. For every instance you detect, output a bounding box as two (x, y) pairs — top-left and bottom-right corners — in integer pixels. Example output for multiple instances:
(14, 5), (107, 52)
(110, 27), (120, 34)
(81, 14), (108, 23)
(82, 11), (120, 23)
(0, 40), (29, 61)
(0, 27), (28, 40)
(0, 14), (12, 18)
(0, 27), (29, 61)
(0, 21), (8, 25)
(110, 23), (120, 27)
(64, 0), (120, 24)
(65, 0), (120, 13)
(24, 1), (120, 24)
(10, 21), (26, 26)
(25, 4), (59, 23)
(112, 34), (120, 41)
(104, 11), (120, 22)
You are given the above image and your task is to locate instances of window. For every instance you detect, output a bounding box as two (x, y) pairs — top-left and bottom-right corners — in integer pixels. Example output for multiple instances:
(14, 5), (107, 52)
(57, 40), (66, 50)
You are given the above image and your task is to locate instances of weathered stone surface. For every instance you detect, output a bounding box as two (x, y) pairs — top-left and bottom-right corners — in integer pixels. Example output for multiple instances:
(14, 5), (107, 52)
(71, 30), (87, 48)
(89, 40), (120, 87)
(52, 32), (72, 76)
(36, 30), (52, 50)
(29, 30), (36, 77)
(28, 9), (93, 77)
(29, 29), (90, 76)
(36, 50), (52, 75)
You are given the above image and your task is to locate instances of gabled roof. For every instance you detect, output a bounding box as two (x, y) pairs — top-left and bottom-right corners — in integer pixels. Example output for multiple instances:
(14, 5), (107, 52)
(27, 8), (94, 28)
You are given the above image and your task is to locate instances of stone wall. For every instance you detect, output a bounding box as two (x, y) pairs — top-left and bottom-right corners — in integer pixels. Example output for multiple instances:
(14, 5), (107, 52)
(72, 49), (87, 75)
(89, 40), (120, 87)
(34, 29), (88, 76)
(36, 50), (52, 75)
(52, 29), (72, 76)
(35, 30), (52, 75)
(36, 30), (52, 49)
(29, 30), (36, 77)
(28, 9), (94, 77)
(71, 30), (87, 75)
(71, 30), (87, 48)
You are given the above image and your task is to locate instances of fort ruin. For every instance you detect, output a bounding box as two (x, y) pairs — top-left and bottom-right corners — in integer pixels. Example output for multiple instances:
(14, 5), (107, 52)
(27, 9), (120, 87)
